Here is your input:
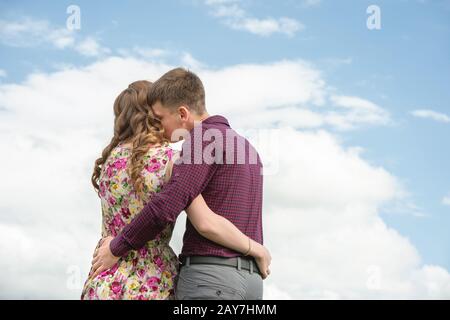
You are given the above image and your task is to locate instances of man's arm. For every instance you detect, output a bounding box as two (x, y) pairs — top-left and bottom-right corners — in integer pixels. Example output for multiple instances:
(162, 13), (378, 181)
(110, 156), (217, 257)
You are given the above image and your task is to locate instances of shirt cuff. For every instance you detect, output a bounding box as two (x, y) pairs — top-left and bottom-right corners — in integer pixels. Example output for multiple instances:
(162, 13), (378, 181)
(110, 233), (133, 258)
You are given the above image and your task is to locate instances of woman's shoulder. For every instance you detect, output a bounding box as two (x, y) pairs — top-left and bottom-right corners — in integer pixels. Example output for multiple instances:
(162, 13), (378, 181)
(111, 142), (179, 163)
(146, 143), (177, 160)
(143, 144), (183, 171)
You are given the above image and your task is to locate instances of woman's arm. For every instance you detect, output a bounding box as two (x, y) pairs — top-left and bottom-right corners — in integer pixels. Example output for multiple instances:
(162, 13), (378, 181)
(185, 194), (271, 279)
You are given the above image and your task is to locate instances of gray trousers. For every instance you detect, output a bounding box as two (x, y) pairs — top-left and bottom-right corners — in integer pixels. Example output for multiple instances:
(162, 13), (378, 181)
(175, 257), (263, 300)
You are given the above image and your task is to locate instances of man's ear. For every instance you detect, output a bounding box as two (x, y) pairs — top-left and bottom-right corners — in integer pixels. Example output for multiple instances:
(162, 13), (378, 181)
(178, 105), (190, 122)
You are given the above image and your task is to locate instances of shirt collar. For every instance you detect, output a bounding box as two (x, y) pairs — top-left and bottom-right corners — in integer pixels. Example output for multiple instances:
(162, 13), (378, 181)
(201, 115), (230, 127)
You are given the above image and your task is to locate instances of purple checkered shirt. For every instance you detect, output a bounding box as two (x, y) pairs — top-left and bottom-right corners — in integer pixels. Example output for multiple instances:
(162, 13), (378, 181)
(110, 115), (264, 259)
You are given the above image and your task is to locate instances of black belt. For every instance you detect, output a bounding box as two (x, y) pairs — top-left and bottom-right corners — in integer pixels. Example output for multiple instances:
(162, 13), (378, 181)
(180, 256), (261, 275)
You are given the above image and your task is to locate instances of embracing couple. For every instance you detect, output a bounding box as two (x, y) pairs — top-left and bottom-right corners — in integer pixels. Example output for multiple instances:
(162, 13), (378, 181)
(80, 68), (271, 300)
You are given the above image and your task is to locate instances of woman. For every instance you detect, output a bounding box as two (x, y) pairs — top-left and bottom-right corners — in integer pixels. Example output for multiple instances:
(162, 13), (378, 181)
(80, 80), (271, 300)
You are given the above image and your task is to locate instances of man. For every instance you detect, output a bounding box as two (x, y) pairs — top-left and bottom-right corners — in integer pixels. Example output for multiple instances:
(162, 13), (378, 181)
(92, 67), (267, 299)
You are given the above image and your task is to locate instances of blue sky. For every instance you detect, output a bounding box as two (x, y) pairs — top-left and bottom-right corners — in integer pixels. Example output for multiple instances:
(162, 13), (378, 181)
(0, 0), (449, 298)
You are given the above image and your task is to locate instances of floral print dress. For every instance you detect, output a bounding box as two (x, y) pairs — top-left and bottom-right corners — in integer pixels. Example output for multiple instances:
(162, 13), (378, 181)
(81, 143), (179, 300)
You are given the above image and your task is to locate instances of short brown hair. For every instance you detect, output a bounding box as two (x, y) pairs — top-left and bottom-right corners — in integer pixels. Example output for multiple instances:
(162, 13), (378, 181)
(147, 67), (206, 114)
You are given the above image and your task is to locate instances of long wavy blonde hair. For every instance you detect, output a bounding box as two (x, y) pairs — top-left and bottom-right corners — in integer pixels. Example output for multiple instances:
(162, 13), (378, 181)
(91, 80), (168, 199)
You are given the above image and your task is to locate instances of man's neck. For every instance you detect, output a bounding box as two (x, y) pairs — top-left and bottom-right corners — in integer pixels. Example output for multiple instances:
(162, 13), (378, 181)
(192, 112), (210, 122)
(188, 112), (210, 133)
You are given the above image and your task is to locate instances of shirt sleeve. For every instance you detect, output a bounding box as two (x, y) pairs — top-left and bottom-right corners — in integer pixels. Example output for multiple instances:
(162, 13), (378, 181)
(110, 134), (218, 257)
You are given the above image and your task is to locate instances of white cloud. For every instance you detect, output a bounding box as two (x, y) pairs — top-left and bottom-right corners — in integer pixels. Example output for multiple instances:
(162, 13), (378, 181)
(0, 17), (109, 57)
(328, 95), (392, 130)
(181, 52), (206, 70)
(75, 37), (110, 57)
(0, 69), (6, 78)
(411, 109), (450, 123)
(199, 61), (391, 131)
(0, 55), (448, 299)
(203, 0), (303, 37)
(443, 194), (450, 206)
(209, 2), (245, 18)
(230, 17), (302, 37)
(128, 47), (169, 59)
(0, 17), (75, 49)
(258, 128), (450, 299)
